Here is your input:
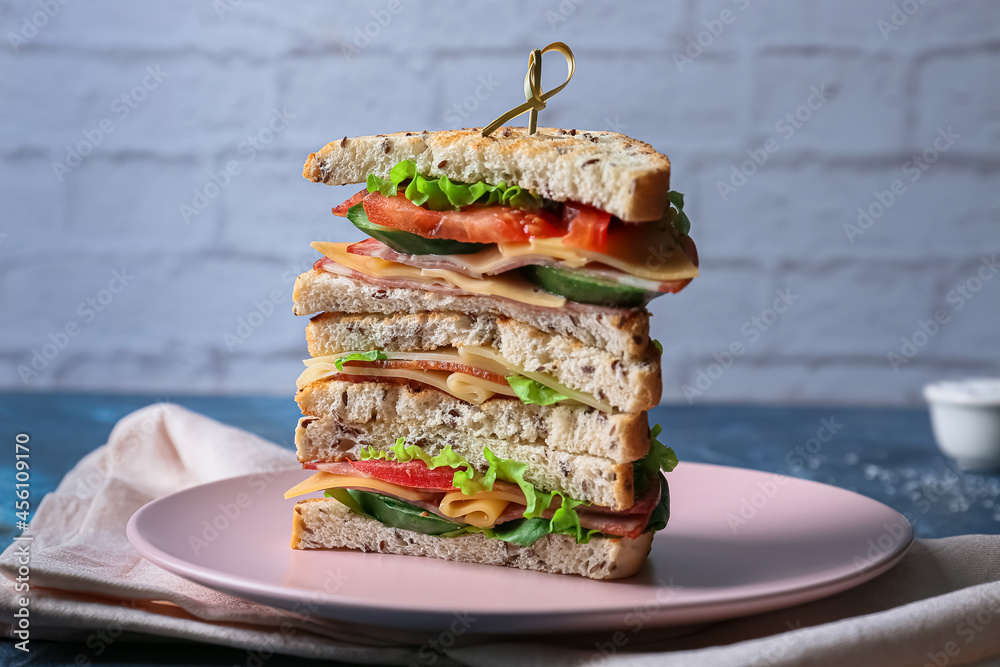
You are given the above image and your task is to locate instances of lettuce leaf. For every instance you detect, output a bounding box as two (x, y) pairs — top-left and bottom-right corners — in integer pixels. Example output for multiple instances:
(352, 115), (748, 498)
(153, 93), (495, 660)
(358, 438), (494, 495)
(352, 439), (595, 543)
(668, 190), (691, 236)
(634, 425), (679, 494)
(367, 159), (543, 211)
(333, 350), (387, 371)
(652, 338), (663, 354)
(505, 375), (570, 406)
(484, 446), (553, 517)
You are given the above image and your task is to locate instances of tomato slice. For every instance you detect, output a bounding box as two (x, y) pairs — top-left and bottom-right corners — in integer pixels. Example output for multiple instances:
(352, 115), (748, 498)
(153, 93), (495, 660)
(350, 459), (458, 490)
(332, 189), (368, 217)
(362, 192), (563, 244)
(561, 203), (611, 252)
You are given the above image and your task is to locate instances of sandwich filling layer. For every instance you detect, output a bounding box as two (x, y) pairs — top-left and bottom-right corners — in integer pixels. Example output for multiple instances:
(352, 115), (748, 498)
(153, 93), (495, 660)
(284, 437), (675, 546)
(297, 346), (614, 412)
(317, 159), (698, 310)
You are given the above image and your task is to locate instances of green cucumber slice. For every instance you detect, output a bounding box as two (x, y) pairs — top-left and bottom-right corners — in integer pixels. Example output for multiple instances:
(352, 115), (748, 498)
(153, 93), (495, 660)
(346, 204), (488, 255)
(522, 265), (650, 307)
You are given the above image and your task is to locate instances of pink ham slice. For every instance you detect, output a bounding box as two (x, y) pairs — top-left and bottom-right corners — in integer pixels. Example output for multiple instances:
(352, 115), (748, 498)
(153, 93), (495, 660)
(345, 238), (690, 294)
(312, 257), (637, 314)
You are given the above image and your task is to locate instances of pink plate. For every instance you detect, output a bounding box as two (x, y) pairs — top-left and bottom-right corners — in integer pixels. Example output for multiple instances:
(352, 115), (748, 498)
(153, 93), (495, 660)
(127, 463), (912, 633)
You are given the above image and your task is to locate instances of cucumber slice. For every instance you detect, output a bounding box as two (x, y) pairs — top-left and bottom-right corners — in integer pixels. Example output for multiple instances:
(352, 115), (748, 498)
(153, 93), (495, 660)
(522, 265), (651, 308)
(346, 204), (488, 255)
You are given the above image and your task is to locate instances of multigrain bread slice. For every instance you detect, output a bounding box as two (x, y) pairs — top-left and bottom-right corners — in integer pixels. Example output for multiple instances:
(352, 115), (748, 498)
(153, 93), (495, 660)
(293, 269), (652, 361)
(307, 311), (662, 413)
(296, 379), (650, 510)
(292, 498), (653, 580)
(302, 127), (671, 223)
(297, 415), (634, 510)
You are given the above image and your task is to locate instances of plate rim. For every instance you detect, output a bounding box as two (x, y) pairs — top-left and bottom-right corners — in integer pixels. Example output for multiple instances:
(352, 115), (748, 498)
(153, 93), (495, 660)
(126, 462), (914, 622)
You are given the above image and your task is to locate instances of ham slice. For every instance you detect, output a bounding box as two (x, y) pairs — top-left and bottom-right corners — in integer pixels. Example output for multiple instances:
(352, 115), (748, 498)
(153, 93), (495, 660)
(347, 238), (558, 279)
(312, 257), (637, 315)
(345, 238), (686, 294)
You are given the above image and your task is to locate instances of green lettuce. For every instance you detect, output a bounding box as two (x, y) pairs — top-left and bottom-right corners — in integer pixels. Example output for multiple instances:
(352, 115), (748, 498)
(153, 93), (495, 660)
(353, 439), (597, 543)
(634, 425), (679, 494)
(652, 338), (663, 354)
(333, 350), (387, 371)
(358, 438), (494, 495)
(505, 375), (570, 406)
(668, 190), (691, 236)
(367, 159), (543, 211)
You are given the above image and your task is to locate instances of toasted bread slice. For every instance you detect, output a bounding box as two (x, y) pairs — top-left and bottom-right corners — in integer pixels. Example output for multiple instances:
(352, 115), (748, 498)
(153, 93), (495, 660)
(302, 127), (671, 223)
(293, 269), (652, 361)
(292, 498), (653, 580)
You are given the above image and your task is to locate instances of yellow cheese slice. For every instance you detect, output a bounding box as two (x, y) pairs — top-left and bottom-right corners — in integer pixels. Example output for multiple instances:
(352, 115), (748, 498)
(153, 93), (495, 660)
(511, 223), (699, 282)
(439, 493), (511, 528)
(283, 471), (427, 501)
(312, 242), (566, 308)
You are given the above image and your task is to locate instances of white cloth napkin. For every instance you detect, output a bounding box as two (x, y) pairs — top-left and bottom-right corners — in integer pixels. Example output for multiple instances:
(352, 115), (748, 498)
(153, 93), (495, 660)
(2, 403), (999, 667)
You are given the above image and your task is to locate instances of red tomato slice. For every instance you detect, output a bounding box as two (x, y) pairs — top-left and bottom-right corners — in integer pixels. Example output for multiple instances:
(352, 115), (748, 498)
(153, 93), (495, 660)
(561, 203), (611, 252)
(362, 192), (564, 244)
(350, 459), (459, 490)
(332, 189), (368, 217)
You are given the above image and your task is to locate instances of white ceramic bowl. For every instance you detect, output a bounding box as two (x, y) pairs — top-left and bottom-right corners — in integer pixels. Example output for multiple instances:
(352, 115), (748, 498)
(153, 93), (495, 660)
(924, 378), (1000, 471)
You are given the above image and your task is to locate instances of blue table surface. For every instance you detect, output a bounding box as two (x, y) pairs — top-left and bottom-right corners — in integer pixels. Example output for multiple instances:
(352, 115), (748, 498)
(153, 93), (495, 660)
(1, 392), (998, 665)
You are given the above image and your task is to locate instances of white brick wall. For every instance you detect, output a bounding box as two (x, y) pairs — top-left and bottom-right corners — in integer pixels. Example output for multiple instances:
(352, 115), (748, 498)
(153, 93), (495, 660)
(2, 0), (998, 404)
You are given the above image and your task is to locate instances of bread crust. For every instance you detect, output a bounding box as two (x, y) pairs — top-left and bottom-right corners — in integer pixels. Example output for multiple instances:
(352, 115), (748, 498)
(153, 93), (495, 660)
(292, 498), (653, 580)
(293, 269), (652, 361)
(302, 127), (671, 223)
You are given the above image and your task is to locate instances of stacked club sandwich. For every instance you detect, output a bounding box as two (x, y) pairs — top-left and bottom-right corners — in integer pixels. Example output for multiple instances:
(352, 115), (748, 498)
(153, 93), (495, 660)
(284, 127), (698, 579)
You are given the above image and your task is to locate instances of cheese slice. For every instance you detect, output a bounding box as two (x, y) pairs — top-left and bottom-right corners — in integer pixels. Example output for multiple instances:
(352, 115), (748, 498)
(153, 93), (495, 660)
(297, 355), (519, 404)
(506, 223), (698, 282)
(296, 348), (615, 412)
(458, 346), (614, 413)
(283, 471), (428, 501)
(439, 492), (513, 528)
(312, 242), (566, 308)
(286, 471), (532, 529)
